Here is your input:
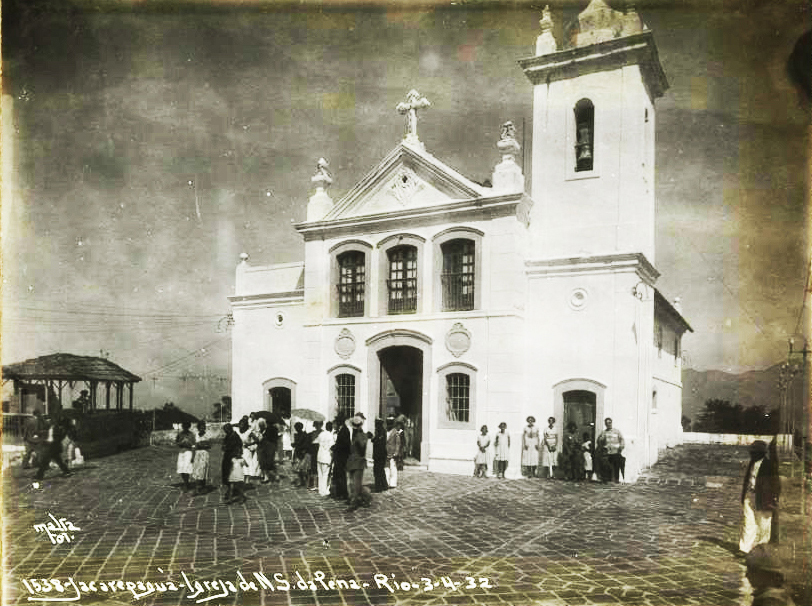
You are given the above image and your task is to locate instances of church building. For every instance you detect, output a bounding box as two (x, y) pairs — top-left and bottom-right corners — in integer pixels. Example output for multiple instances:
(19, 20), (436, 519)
(229, 1), (692, 481)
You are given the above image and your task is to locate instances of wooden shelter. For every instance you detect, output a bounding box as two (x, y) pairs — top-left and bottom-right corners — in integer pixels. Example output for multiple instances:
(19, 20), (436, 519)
(2, 353), (141, 414)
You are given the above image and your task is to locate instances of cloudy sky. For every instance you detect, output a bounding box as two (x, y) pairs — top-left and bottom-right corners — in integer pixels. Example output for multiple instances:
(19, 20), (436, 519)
(2, 0), (809, 417)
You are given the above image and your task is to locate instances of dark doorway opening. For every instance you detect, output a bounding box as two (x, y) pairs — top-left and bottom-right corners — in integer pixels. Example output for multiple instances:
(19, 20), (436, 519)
(563, 389), (596, 446)
(269, 386), (292, 418)
(378, 346), (423, 460)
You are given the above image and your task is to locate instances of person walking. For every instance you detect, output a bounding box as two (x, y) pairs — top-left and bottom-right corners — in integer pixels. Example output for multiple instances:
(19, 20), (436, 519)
(474, 425), (491, 477)
(33, 413), (71, 482)
(175, 421), (196, 490)
(372, 419), (389, 492)
(221, 423), (246, 504)
(291, 422), (312, 488)
(521, 416), (540, 478)
(541, 417), (559, 479)
(739, 439), (780, 554)
(315, 421), (335, 496)
(596, 417), (625, 483)
(190, 420), (211, 494)
(346, 413), (369, 510)
(23, 406), (48, 469)
(493, 422), (510, 479)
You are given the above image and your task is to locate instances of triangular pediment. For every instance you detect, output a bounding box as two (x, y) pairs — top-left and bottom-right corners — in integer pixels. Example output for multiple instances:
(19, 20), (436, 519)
(323, 142), (488, 221)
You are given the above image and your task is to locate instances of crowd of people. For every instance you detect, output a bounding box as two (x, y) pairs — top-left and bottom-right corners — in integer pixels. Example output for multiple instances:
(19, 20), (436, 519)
(475, 416), (626, 483)
(174, 411), (406, 510)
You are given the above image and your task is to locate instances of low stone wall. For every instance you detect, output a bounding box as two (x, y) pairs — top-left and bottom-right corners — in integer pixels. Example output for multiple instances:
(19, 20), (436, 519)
(150, 427), (224, 446)
(682, 432), (792, 448)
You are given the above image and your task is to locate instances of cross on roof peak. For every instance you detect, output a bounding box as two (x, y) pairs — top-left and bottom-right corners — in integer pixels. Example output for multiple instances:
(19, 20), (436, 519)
(396, 89), (430, 146)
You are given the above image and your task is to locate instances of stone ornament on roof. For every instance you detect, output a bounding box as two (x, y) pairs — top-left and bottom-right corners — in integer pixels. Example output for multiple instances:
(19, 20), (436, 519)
(492, 120), (524, 193)
(535, 5), (557, 55)
(311, 157), (332, 190)
(396, 89), (431, 147)
(575, 0), (643, 47)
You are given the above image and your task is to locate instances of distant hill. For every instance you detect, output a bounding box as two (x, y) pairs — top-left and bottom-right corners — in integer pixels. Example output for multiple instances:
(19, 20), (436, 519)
(682, 364), (784, 424)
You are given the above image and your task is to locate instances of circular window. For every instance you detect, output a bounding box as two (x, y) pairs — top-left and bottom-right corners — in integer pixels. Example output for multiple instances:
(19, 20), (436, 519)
(569, 288), (589, 311)
(273, 311), (286, 327)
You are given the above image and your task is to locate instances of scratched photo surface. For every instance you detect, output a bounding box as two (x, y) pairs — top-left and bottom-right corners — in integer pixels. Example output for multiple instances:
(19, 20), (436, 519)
(2, 0), (810, 605)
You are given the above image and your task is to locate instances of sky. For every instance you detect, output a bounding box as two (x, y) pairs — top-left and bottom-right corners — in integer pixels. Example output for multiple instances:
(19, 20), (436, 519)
(2, 0), (810, 418)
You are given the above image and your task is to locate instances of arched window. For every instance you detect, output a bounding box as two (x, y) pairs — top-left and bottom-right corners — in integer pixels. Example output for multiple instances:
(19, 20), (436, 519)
(386, 245), (418, 314)
(445, 373), (470, 423)
(441, 239), (475, 311)
(335, 373), (356, 418)
(437, 362), (477, 429)
(574, 99), (594, 172)
(337, 250), (365, 317)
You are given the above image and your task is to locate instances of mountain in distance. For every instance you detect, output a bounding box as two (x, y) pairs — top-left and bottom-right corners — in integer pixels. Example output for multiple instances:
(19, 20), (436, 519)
(681, 364), (786, 424)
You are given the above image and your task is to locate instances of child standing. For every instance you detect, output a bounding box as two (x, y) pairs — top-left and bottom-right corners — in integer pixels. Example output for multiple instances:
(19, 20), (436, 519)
(493, 422), (510, 479)
(582, 432), (593, 481)
(474, 425), (490, 477)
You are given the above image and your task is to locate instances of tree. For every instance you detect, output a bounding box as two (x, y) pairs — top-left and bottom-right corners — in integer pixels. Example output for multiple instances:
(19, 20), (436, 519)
(213, 396), (232, 423)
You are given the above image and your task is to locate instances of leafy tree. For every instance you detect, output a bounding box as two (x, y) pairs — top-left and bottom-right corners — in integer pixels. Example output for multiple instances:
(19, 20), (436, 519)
(694, 399), (778, 434)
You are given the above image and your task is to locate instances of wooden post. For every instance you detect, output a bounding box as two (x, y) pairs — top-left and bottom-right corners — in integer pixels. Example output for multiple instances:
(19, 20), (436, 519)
(106, 382), (111, 410)
(129, 383), (134, 410)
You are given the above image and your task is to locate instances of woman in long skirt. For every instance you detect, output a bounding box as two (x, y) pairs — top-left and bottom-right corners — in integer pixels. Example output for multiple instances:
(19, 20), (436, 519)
(175, 421), (195, 490)
(256, 418), (279, 483)
(221, 423), (245, 504)
(521, 416), (540, 478)
(191, 420), (211, 494)
(372, 419), (389, 492)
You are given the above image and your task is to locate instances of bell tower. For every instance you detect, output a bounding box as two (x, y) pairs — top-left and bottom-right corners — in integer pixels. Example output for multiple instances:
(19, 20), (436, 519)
(519, 1), (668, 263)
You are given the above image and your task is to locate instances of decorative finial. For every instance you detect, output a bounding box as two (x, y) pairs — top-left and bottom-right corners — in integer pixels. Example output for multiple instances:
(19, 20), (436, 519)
(239, 252), (249, 263)
(535, 5), (558, 55)
(492, 120), (524, 193)
(311, 157), (332, 190)
(396, 89), (431, 147)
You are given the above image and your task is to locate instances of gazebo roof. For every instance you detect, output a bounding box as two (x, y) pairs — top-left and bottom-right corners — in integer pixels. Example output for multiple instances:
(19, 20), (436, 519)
(2, 353), (141, 383)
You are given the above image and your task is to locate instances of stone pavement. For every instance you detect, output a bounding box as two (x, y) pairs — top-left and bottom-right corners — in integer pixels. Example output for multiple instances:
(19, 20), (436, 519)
(2, 444), (810, 606)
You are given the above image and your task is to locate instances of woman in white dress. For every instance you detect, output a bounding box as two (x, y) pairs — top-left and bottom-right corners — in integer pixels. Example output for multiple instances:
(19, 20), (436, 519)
(540, 417), (559, 479)
(236, 417), (260, 484)
(175, 421), (195, 490)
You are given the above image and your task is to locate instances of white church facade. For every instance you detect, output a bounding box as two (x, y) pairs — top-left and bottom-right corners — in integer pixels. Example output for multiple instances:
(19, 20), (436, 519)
(229, 1), (692, 481)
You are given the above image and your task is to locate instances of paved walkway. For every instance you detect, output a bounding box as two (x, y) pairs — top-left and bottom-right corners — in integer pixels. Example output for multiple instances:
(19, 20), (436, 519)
(2, 444), (810, 606)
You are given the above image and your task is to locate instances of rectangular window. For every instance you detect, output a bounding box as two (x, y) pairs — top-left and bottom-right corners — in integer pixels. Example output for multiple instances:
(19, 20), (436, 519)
(441, 239), (475, 311)
(387, 246), (417, 314)
(336, 374), (355, 418)
(446, 373), (470, 423)
(338, 251), (365, 317)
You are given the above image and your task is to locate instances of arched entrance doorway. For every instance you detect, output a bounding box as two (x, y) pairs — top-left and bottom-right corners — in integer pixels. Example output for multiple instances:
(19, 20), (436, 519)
(378, 346), (423, 459)
(262, 377), (295, 418)
(563, 389), (597, 446)
(366, 329), (432, 465)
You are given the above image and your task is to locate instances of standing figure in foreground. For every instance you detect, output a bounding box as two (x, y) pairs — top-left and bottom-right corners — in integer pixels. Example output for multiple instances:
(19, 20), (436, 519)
(332, 414), (351, 500)
(315, 421), (335, 496)
(474, 425), (491, 477)
(596, 417), (625, 483)
(562, 422), (584, 481)
(256, 418), (279, 483)
(493, 422), (510, 479)
(521, 416), (540, 478)
(372, 419), (389, 492)
(221, 423), (245, 504)
(582, 432), (594, 481)
(346, 413), (370, 510)
(739, 439), (779, 554)
(540, 417), (558, 479)
(190, 420), (211, 494)
(175, 421), (196, 490)
(236, 416), (259, 485)
(385, 417), (402, 488)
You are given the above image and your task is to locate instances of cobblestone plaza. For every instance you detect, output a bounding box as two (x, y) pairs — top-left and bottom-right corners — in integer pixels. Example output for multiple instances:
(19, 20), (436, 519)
(3, 444), (809, 606)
